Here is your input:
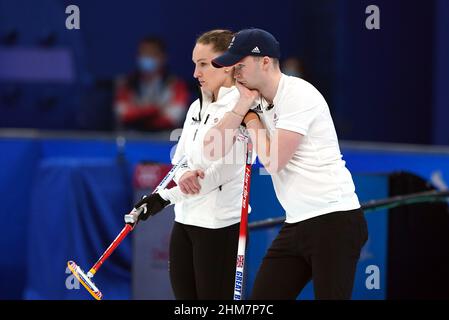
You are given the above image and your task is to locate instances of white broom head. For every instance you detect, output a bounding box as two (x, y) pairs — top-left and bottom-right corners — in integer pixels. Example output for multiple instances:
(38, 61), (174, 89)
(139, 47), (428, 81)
(67, 260), (103, 300)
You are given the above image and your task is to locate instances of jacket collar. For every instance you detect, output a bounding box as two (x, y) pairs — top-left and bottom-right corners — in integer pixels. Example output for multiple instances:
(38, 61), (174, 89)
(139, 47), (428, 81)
(202, 85), (236, 104)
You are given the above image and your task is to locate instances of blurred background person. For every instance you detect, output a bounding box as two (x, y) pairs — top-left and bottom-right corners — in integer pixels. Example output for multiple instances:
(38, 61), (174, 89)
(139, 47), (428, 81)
(114, 36), (189, 132)
(281, 56), (306, 79)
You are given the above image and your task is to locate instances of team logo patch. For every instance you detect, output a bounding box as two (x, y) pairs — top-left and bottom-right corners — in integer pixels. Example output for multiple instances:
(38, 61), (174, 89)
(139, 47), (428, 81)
(252, 104), (263, 114)
(273, 113), (279, 125)
(228, 36), (235, 49)
(236, 255), (244, 268)
(236, 132), (246, 142)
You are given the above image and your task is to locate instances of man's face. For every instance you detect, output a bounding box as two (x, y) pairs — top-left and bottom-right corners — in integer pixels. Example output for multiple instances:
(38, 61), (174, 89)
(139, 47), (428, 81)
(233, 56), (261, 90)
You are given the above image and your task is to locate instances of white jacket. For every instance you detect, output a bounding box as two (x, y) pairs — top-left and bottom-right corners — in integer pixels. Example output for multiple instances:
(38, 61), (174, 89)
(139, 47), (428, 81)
(159, 86), (249, 229)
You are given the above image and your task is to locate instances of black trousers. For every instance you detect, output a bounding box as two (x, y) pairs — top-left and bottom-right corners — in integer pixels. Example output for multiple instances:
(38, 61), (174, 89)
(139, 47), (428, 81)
(251, 208), (368, 300)
(169, 221), (240, 300)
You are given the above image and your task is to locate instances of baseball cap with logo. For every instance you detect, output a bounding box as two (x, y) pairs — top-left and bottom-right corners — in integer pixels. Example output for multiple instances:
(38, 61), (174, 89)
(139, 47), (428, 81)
(212, 28), (280, 68)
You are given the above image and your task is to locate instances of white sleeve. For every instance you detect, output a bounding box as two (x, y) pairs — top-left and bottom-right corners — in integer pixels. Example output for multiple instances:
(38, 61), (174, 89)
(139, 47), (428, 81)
(160, 137), (246, 204)
(172, 132), (190, 184)
(171, 102), (196, 184)
(275, 88), (325, 136)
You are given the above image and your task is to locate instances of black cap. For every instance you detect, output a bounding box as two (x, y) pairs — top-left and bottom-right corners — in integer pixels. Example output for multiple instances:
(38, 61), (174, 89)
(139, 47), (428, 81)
(212, 28), (280, 68)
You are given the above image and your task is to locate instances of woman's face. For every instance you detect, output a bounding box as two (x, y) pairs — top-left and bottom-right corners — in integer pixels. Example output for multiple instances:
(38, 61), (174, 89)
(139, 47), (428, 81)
(192, 43), (232, 96)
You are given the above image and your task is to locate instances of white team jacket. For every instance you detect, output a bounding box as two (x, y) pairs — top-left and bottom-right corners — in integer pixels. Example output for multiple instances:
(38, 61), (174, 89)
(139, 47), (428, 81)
(159, 86), (249, 229)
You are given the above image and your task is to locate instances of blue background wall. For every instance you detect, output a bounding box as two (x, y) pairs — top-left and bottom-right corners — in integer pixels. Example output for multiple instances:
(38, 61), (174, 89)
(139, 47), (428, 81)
(1, 0), (448, 143)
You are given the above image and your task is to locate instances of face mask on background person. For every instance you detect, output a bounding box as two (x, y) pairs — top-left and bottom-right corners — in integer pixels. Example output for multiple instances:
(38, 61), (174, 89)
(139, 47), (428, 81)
(138, 56), (158, 73)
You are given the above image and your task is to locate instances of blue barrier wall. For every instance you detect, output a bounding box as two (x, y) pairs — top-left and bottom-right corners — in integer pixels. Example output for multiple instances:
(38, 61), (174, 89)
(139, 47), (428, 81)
(1, 137), (449, 299)
(246, 173), (389, 300)
(25, 158), (132, 299)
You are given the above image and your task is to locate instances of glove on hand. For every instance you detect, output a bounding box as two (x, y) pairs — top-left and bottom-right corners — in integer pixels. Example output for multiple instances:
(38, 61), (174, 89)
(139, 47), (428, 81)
(124, 193), (170, 224)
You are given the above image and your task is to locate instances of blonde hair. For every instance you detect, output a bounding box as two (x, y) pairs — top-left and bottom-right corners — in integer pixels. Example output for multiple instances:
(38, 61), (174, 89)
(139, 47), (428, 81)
(196, 29), (234, 53)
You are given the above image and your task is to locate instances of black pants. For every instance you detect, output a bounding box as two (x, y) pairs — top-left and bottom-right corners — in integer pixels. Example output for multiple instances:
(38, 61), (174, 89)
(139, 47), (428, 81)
(169, 221), (240, 300)
(251, 208), (368, 300)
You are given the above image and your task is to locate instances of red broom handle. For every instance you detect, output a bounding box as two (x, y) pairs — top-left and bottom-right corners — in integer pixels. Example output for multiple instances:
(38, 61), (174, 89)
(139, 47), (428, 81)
(89, 224), (133, 275)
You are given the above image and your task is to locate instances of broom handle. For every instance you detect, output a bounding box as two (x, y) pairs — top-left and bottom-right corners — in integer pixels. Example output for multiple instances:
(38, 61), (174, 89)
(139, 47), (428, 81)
(88, 155), (188, 275)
